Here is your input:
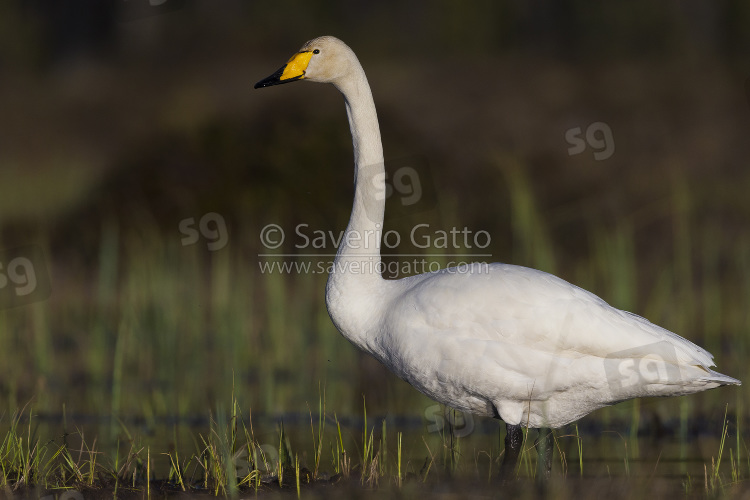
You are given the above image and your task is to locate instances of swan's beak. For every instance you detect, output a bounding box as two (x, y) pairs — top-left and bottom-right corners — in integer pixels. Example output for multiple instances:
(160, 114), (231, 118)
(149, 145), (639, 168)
(254, 51), (313, 89)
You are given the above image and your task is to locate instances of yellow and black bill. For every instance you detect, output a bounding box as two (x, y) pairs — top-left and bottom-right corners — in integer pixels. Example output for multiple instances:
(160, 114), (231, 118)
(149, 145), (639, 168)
(254, 51), (313, 89)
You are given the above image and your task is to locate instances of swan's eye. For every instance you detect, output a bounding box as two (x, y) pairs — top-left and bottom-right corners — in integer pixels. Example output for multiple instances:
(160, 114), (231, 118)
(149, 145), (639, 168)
(313, 49), (320, 54)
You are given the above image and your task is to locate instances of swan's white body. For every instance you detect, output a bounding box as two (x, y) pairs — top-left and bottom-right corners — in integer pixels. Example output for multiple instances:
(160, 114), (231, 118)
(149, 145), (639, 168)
(256, 36), (739, 429)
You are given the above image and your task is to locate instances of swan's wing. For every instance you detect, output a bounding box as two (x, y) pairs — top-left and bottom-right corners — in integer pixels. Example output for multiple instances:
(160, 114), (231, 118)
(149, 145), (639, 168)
(390, 263), (718, 376)
(381, 263), (738, 426)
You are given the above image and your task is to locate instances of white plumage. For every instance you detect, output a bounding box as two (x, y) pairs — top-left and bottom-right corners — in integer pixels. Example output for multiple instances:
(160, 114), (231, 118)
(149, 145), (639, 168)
(256, 36), (739, 431)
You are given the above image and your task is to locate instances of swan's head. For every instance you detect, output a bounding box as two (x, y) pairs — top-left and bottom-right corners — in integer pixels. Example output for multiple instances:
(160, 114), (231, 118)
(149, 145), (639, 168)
(254, 36), (357, 89)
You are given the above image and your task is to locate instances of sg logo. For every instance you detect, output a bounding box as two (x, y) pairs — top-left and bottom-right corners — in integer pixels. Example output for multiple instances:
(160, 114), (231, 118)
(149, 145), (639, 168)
(0, 246), (51, 309)
(604, 341), (681, 399)
(0, 257), (37, 297)
(363, 156), (438, 222)
(179, 212), (228, 251)
(373, 166), (423, 207)
(565, 122), (615, 161)
(424, 404), (474, 438)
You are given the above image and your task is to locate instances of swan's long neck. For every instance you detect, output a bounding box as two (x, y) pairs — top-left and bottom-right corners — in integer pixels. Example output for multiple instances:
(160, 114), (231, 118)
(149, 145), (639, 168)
(325, 61), (388, 348)
(332, 66), (385, 278)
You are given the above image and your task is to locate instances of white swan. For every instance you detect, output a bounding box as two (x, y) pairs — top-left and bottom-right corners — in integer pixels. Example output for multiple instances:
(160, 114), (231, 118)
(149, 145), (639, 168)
(255, 36), (740, 476)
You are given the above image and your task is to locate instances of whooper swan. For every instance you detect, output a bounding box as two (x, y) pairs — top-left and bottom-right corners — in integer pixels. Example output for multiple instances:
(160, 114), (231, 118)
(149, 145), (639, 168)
(255, 36), (740, 478)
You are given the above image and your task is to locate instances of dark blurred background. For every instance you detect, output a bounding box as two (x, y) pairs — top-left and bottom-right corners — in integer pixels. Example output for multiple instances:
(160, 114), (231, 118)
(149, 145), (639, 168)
(0, 0), (748, 427)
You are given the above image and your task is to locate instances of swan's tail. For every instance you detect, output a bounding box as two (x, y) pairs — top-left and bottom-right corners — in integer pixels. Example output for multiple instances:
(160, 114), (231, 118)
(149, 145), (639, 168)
(698, 370), (741, 387)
